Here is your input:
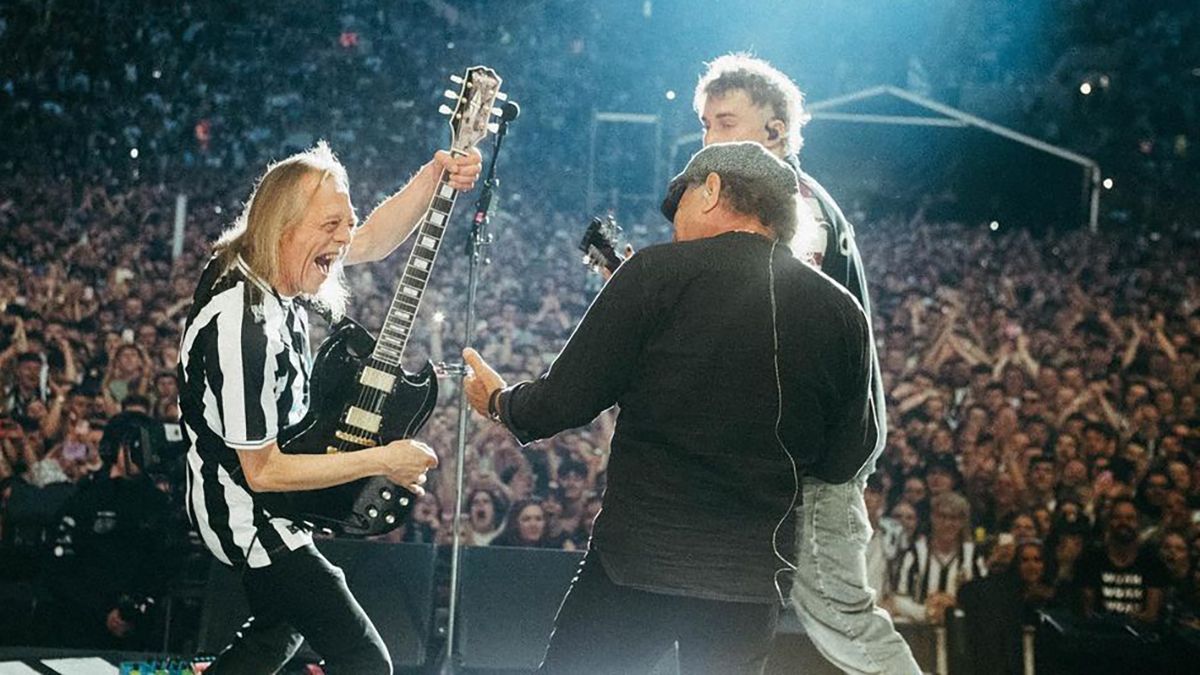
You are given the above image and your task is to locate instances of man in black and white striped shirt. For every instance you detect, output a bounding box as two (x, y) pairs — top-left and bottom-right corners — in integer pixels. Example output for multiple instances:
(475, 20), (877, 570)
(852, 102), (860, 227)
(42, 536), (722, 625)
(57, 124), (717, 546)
(180, 141), (479, 674)
(891, 492), (987, 624)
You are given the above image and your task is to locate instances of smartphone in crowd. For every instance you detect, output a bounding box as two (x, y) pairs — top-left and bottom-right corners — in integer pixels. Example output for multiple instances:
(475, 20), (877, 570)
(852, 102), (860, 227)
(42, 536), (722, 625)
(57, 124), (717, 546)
(62, 440), (89, 461)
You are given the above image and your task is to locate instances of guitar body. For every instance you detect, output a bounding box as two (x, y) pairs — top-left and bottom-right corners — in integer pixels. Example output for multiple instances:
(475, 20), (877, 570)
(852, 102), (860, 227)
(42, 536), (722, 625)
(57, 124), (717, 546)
(267, 318), (437, 537)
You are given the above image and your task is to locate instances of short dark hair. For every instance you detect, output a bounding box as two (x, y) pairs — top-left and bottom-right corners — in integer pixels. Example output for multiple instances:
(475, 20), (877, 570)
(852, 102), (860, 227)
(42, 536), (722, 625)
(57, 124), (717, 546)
(121, 394), (152, 412)
(15, 352), (41, 366)
(1029, 455), (1055, 471)
(557, 459), (588, 480)
(1083, 421), (1117, 440)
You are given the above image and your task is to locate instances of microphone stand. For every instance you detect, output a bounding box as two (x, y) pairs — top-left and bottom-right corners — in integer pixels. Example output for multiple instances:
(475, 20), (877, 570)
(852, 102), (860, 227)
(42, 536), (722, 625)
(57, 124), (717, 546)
(444, 109), (513, 673)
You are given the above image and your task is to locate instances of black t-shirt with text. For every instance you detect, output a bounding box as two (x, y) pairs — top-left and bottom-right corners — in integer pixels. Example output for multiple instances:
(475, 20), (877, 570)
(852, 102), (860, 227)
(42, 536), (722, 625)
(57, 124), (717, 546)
(1077, 545), (1169, 618)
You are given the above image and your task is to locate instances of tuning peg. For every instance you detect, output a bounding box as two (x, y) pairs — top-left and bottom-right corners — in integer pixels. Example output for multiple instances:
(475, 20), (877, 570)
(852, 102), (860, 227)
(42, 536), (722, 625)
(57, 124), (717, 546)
(487, 123), (499, 133)
(450, 74), (464, 84)
(443, 89), (459, 100)
(438, 104), (454, 116)
(494, 91), (508, 101)
(491, 107), (502, 116)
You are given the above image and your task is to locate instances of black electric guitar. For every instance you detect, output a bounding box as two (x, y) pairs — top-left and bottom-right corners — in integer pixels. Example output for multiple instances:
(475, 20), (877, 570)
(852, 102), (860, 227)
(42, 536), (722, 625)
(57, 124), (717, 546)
(578, 215), (624, 276)
(265, 66), (505, 536)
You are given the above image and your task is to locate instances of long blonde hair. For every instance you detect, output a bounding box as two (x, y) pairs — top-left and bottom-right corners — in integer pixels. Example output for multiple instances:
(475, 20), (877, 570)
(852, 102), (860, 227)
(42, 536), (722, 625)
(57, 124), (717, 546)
(214, 141), (351, 318)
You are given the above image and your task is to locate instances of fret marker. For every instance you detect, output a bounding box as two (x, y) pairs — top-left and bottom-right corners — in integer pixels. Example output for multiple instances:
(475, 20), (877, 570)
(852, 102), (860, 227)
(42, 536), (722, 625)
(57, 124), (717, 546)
(421, 236), (436, 248)
(402, 287), (419, 297)
(414, 258), (429, 271)
(430, 211), (446, 225)
(439, 185), (455, 200)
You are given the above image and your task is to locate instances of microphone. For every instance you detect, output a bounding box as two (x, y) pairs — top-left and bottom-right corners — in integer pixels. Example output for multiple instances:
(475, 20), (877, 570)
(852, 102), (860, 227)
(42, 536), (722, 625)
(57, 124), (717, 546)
(500, 101), (521, 123)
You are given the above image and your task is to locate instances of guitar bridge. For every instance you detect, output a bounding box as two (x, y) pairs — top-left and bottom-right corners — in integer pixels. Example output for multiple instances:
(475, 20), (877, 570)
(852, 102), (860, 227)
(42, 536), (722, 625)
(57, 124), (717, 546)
(334, 430), (376, 448)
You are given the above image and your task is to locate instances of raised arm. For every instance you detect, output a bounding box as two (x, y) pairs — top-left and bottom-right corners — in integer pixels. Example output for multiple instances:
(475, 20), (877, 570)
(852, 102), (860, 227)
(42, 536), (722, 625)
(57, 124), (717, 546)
(463, 253), (652, 443)
(345, 150), (482, 265)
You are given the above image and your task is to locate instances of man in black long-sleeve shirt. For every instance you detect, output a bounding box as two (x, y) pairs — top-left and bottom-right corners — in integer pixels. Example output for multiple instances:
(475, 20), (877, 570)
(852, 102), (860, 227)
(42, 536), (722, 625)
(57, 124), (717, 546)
(464, 142), (876, 674)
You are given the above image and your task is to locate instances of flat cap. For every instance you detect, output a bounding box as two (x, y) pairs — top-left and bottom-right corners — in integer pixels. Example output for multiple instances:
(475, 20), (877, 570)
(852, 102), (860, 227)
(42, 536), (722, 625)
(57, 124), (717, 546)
(660, 141), (799, 222)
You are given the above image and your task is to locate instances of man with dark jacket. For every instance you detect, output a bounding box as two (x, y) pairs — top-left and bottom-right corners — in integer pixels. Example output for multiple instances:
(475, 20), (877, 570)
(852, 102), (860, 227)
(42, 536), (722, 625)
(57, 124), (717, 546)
(463, 142), (877, 674)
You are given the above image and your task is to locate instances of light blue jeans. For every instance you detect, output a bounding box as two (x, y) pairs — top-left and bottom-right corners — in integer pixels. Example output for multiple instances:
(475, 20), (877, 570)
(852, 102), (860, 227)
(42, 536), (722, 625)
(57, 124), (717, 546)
(791, 475), (921, 674)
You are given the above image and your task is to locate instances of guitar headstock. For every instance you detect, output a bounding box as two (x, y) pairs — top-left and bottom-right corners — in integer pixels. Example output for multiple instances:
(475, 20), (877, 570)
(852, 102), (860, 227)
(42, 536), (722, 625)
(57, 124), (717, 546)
(439, 66), (505, 153)
(579, 215), (624, 275)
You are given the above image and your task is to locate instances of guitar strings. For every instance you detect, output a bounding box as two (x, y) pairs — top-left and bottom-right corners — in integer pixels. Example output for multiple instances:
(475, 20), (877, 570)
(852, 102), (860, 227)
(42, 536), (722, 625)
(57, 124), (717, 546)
(344, 170), (459, 453)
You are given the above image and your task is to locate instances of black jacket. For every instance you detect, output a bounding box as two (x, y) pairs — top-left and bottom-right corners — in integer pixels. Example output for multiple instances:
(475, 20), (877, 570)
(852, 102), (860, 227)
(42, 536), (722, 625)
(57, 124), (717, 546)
(498, 232), (875, 602)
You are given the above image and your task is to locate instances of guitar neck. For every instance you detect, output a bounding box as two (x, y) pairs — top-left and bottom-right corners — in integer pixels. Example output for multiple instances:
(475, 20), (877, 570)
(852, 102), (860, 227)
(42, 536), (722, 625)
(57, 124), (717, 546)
(372, 168), (459, 366)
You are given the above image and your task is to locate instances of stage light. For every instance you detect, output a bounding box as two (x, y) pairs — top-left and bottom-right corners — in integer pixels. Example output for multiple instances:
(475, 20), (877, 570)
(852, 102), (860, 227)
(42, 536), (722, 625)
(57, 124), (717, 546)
(989, 221), (1000, 231)
(665, 90), (676, 100)
(433, 311), (446, 324)
(214, 205), (222, 214)
(1098, 74), (1110, 88)
(1079, 82), (1092, 95)
(1102, 178), (1114, 190)
(152, 69), (162, 79)
(129, 148), (139, 159)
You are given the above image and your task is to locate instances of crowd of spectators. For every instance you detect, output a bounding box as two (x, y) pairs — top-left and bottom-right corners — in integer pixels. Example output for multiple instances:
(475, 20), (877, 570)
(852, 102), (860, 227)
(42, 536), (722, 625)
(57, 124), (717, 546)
(861, 215), (1199, 642)
(0, 0), (1197, 660)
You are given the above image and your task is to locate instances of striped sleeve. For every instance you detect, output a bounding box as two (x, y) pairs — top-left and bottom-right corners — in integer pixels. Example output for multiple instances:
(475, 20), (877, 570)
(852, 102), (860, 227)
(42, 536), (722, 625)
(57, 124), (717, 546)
(210, 287), (283, 449)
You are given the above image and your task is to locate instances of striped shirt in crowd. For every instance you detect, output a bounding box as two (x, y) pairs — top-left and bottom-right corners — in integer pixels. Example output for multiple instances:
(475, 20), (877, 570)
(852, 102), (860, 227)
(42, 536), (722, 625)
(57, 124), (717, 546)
(178, 255), (313, 568)
(891, 536), (987, 621)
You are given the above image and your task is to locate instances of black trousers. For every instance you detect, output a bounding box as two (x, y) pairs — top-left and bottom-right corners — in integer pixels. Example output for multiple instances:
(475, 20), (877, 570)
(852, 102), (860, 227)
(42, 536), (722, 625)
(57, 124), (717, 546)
(539, 553), (779, 675)
(207, 544), (391, 675)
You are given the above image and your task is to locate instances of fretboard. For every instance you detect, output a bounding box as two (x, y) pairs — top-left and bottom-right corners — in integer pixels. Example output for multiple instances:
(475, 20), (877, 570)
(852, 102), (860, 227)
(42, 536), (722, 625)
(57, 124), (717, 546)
(372, 169), (458, 366)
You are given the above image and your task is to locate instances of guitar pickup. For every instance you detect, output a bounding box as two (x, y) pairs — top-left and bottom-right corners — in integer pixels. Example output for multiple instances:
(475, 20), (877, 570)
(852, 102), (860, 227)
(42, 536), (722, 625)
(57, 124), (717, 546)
(344, 406), (382, 434)
(359, 366), (396, 393)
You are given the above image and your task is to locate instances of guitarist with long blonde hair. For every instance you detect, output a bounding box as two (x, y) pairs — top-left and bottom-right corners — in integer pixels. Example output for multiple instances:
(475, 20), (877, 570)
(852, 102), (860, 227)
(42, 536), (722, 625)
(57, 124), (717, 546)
(180, 140), (479, 674)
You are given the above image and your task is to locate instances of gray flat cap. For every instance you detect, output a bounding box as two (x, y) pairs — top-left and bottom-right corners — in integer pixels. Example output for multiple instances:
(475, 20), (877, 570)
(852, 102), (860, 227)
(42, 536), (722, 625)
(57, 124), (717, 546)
(660, 141), (799, 222)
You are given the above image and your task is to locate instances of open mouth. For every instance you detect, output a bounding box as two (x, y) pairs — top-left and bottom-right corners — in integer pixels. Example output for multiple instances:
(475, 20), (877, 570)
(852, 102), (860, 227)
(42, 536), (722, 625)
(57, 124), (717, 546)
(315, 252), (337, 276)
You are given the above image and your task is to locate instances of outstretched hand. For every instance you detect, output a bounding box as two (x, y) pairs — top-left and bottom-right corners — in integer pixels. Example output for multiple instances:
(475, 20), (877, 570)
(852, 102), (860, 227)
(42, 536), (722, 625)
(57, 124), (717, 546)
(462, 348), (507, 419)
